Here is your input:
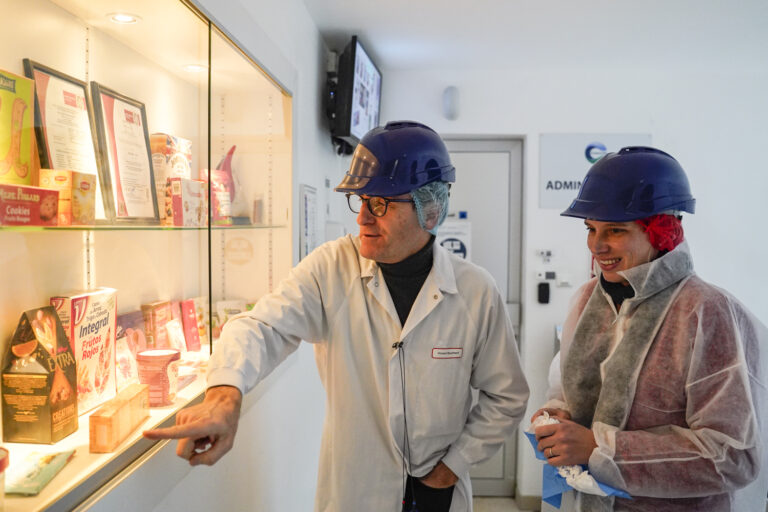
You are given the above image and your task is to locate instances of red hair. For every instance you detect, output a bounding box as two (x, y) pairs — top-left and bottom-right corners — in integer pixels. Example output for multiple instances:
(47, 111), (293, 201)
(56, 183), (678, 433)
(635, 214), (684, 252)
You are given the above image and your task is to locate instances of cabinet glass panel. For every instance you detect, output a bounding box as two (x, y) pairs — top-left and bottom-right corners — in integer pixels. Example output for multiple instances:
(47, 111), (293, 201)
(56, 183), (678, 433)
(209, 27), (292, 335)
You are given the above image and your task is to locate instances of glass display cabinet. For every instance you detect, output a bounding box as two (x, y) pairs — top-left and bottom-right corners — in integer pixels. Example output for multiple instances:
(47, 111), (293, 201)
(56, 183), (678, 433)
(0, 0), (292, 510)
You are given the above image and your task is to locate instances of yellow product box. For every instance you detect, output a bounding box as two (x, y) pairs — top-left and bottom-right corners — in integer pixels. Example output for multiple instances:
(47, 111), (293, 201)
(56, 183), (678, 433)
(38, 169), (96, 226)
(150, 133), (192, 221)
(39, 169), (72, 225)
(71, 171), (96, 225)
(0, 68), (37, 186)
(89, 383), (149, 453)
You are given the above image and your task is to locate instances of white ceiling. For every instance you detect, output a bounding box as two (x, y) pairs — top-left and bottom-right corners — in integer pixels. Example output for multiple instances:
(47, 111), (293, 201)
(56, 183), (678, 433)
(300, 0), (768, 71)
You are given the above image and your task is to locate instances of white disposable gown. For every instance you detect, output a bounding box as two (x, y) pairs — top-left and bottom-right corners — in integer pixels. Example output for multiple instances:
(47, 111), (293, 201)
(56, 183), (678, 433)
(208, 235), (530, 512)
(544, 242), (768, 511)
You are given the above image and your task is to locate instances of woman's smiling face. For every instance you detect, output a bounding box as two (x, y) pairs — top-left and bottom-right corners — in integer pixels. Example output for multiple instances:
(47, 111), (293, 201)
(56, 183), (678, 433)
(585, 219), (659, 283)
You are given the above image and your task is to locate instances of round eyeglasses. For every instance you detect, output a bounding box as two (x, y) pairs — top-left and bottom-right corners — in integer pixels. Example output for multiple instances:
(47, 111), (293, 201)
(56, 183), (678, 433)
(346, 193), (414, 217)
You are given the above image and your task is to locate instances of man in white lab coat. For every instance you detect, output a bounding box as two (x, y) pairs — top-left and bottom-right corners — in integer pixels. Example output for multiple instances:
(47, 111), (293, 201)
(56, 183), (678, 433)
(145, 121), (530, 512)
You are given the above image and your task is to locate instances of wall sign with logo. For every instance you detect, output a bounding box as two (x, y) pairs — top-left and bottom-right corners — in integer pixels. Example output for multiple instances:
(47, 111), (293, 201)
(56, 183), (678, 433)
(436, 219), (471, 260)
(539, 134), (652, 210)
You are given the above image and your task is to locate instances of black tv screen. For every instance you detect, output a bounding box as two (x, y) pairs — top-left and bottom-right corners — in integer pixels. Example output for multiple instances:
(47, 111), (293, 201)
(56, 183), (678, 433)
(328, 36), (382, 153)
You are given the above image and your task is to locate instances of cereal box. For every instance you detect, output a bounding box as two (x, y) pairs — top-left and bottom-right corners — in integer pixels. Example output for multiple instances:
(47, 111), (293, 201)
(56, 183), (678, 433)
(0, 68), (36, 186)
(168, 177), (207, 227)
(141, 300), (171, 349)
(51, 288), (117, 414)
(2, 307), (78, 444)
(180, 299), (201, 351)
(150, 133), (192, 220)
(0, 184), (58, 226)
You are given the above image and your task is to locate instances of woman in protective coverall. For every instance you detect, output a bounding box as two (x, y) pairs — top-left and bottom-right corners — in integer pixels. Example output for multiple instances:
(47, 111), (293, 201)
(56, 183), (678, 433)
(533, 146), (767, 511)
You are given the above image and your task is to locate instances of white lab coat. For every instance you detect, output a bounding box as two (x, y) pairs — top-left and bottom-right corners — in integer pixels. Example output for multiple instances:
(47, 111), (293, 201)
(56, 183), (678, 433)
(208, 234), (530, 512)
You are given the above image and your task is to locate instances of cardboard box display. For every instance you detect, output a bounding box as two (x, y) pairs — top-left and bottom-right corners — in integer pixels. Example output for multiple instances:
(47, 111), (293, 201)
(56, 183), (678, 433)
(167, 177), (207, 227)
(51, 288), (117, 414)
(39, 170), (95, 226)
(141, 300), (171, 349)
(0, 68), (37, 186)
(38, 169), (72, 225)
(89, 383), (149, 453)
(165, 319), (186, 354)
(2, 306), (78, 444)
(149, 133), (192, 221)
(180, 299), (201, 351)
(0, 184), (58, 226)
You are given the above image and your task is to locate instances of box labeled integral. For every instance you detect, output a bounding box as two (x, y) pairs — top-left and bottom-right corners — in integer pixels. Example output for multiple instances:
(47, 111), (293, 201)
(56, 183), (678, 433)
(0, 68), (37, 186)
(2, 306), (77, 444)
(179, 299), (201, 351)
(168, 177), (207, 227)
(141, 300), (171, 349)
(0, 184), (58, 226)
(51, 288), (117, 414)
(89, 383), (149, 453)
(149, 133), (192, 221)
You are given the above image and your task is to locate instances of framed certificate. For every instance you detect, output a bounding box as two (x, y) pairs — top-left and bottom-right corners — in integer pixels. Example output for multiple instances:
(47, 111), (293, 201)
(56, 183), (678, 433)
(22, 59), (107, 221)
(90, 82), (159, 223)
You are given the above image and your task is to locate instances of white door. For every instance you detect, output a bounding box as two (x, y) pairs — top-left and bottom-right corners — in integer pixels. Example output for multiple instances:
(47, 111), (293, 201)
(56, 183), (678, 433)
(442, 138), (523, 496)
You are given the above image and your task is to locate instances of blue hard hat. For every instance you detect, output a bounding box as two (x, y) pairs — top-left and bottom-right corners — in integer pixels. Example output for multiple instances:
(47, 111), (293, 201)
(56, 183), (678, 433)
(334, 121), (455, 196)
(561, 146), (696, 222)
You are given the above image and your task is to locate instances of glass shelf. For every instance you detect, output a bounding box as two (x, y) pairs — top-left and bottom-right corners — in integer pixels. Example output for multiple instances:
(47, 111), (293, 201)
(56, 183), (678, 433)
(0, 224), (288, 232)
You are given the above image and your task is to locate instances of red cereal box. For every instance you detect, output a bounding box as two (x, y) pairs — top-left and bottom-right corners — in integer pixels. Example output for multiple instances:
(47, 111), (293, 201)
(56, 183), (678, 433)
(51, 288), (117, 414)
(0, 184), (58, 226)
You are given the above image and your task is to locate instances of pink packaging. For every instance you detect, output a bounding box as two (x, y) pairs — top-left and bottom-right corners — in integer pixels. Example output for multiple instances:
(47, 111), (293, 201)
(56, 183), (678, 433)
(180, 299), (201, 351)
(136, 349), (180, 406)
(51, 287), (117, 414)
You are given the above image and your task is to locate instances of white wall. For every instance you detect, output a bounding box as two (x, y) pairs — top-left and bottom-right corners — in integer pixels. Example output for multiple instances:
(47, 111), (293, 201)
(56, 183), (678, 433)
(380, 63), (768, 498)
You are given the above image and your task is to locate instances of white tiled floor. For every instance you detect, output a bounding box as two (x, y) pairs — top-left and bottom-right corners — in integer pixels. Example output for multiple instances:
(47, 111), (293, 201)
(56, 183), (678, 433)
(473, 496), (532, 512)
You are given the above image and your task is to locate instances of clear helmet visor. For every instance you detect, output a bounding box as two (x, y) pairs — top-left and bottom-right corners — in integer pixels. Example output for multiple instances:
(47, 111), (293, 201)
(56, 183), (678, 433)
(335, 144), (381, 191)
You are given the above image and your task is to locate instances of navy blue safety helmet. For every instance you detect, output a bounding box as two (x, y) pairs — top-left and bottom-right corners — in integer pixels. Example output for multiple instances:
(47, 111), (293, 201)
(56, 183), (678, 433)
(334, 121), (455, 197)
(561, 146), (696, 222)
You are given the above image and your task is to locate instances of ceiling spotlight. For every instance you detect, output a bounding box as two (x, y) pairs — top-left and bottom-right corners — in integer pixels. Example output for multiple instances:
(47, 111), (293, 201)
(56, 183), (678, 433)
(108, 13), (141, 24)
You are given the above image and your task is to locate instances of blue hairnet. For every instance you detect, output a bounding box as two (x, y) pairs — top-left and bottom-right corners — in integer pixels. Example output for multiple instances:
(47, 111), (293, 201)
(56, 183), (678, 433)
(412, 181), (450, 235)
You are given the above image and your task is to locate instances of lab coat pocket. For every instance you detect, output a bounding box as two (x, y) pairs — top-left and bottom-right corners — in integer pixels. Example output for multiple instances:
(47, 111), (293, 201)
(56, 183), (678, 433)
(411, 348), (472, 438)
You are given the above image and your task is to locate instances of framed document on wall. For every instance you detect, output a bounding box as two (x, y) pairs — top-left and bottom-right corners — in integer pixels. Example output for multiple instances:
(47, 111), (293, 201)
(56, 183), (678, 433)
(22, 59), (107, 221)
(90, 82), (158, 223)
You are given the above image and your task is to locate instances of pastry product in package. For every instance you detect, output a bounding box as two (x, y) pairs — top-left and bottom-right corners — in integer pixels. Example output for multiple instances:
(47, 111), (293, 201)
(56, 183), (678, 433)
(2, 306), (77, 444)
(51, 288), (117, 414)
(0, 68), (37, 186)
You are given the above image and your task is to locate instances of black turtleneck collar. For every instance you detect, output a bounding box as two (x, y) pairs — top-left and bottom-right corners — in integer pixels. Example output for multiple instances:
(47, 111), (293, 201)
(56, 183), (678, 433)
(379, 236), (435, 326)
(599, 274), (635, 309)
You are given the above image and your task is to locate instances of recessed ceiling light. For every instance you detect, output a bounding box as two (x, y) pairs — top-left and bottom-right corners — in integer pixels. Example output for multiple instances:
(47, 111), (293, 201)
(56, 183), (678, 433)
(184, 64), (208, 73)
(108, 12), (141, 24)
